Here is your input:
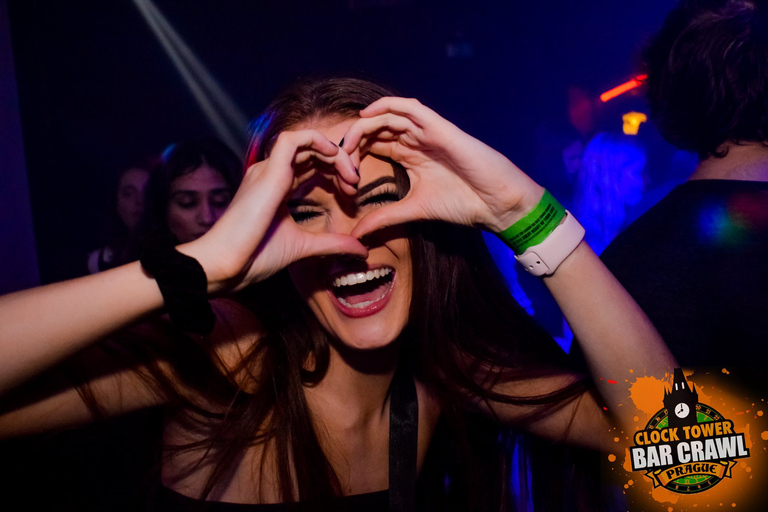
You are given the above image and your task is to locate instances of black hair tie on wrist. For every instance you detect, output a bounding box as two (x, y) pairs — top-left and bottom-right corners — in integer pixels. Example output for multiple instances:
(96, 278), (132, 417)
(139, 231), (215, 335)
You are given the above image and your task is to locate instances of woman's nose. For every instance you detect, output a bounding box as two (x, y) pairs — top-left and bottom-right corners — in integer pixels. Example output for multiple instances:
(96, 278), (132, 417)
(327, 210), (358, 236)
(197, 202), (216, 226)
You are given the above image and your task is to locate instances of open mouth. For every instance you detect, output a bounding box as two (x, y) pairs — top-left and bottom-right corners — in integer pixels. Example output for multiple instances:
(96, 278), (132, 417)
(329, 267), (395, 316)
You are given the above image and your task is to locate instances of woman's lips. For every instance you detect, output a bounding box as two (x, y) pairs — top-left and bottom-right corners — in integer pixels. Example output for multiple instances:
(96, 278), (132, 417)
(327, 267), (395, 318)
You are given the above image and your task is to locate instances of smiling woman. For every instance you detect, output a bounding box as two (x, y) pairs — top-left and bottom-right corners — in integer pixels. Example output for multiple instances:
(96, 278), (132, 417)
(287, 131), (413, 349)
(0, 77), (675, 511)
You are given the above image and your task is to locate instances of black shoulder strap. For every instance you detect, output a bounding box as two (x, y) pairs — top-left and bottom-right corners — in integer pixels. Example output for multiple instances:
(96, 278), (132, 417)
(388, 360), (418, 512)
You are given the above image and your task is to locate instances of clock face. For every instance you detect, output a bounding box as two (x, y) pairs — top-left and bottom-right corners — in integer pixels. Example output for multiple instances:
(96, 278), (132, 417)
(675, 403), (690, 419)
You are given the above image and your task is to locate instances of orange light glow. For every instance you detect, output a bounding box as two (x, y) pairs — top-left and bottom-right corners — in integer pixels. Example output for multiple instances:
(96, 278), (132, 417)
(622, 111), (648, 135)
(600, 74), (648, 102)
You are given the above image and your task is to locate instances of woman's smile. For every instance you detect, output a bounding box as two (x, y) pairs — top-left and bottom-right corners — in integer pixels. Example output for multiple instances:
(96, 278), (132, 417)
(328, 266), (396, 317)
(287, 117), (412, 350)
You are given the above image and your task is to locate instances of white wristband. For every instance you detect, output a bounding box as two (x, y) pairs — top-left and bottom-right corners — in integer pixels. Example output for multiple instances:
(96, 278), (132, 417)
(514, 211), (585, 276)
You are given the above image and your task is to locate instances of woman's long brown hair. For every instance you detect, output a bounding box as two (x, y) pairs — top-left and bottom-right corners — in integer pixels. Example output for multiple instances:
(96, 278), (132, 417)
(89, 76), (614, 510)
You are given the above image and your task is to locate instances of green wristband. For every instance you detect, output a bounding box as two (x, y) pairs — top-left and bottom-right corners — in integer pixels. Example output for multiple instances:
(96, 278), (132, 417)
(497, 190), (566, 254)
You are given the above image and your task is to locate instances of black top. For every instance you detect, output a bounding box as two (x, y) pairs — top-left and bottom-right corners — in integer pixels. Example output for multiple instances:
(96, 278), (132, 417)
(155, 486), (389, 512)
(601, 179), (768, 392)
(153, 360), (417, 511)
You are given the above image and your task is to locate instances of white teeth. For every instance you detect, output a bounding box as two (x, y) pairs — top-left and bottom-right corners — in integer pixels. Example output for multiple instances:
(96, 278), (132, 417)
(333, 267), (392, 288)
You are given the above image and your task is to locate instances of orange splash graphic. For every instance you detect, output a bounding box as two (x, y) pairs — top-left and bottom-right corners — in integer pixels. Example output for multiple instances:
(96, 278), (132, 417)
(628, 374), (671, 416)
(609, 369), (768, 510)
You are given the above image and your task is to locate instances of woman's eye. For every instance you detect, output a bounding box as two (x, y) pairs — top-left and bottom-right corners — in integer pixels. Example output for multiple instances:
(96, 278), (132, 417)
(290, 209), (322, 223)
(360, 191), (400, 208)
(176, 199), (198, 209)
(171, 192), (199, 209)
(210, 191), (232, 209)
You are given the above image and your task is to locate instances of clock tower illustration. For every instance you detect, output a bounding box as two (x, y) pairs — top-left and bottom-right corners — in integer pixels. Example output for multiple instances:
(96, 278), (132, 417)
(663, 368), (699, 428)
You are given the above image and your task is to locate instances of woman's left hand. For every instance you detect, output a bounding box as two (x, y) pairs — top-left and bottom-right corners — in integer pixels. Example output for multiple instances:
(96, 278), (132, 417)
(341, 97), (544, 237)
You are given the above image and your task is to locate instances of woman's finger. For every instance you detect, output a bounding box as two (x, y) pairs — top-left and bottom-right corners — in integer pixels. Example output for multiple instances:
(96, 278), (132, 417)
(360, 140), (409, 162)
(327, 148), (359, 194)
(268, 130), (359, 195)
(296, 232), (369, 261)
(293, 150), (359, 196)
(341, 113), (415, 153)
(270, 130), (336, 166)
(350, 197), (427, 239)
(359, 97), (439, 126)
(293, 150), (337, 166)
(270, 130), (359, 186)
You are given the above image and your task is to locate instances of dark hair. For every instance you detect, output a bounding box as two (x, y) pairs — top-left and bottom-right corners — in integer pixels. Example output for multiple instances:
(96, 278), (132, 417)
(92, 163), (153, 272)
(644, 0), (768, 159)
(246, 76), (398, 165)
(105, 78), (599, 509)
(140, 137), (243, 240)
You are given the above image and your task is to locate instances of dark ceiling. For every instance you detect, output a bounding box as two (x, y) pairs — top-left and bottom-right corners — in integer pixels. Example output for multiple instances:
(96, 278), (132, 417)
(8, 0), (673, 283)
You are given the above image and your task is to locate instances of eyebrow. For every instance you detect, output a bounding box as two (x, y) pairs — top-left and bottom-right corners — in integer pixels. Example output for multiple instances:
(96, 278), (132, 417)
(357, 176), (396, 197)
(170, 190), (198, 197)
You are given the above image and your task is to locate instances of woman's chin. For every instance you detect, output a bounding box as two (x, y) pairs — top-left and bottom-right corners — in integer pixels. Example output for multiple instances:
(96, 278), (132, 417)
(327, 326), (403, 372)
(320, 289), (410, 353)
(332, 327), (401, 352)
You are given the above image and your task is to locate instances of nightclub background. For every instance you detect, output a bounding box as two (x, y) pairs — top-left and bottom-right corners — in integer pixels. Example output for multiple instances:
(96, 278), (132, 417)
(2, 0), (678, 288)
(1, 0), (691, 509)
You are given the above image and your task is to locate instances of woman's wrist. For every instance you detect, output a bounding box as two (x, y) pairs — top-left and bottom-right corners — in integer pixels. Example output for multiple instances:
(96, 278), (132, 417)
(493, 188), (585, 277)
(495, 190), (565, 253)
(486, 183), (546, 234)
(176, 240), (235, 295)
(140, 234), (216, 335)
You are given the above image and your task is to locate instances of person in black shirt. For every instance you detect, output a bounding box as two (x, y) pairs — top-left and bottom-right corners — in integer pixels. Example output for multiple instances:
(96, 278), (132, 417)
(602, 0), (768, 392)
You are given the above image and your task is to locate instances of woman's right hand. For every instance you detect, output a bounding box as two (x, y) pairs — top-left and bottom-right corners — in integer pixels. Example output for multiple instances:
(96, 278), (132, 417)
(180, 129), (368, 293)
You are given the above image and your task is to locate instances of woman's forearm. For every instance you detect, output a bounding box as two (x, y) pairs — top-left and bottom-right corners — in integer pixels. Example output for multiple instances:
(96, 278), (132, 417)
(543, 241), (676, 430)
(0, 261), (164, 395)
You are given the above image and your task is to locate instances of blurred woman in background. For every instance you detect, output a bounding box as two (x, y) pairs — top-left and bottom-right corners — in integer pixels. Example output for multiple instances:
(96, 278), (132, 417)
(87, 165), (151, 273)
(140, 137), (243, 244)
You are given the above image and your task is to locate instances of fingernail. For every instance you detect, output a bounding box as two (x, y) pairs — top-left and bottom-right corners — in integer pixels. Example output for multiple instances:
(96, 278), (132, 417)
(339, 137), (345, 148)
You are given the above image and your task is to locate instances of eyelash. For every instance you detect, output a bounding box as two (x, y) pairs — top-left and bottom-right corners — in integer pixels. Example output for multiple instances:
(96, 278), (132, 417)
(210, 193), (232, 208)
(360, 191), (401, 207)
(176, 199), (198, 209)
(290, 209), (322, 223)
(290, 190), (402, 224)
